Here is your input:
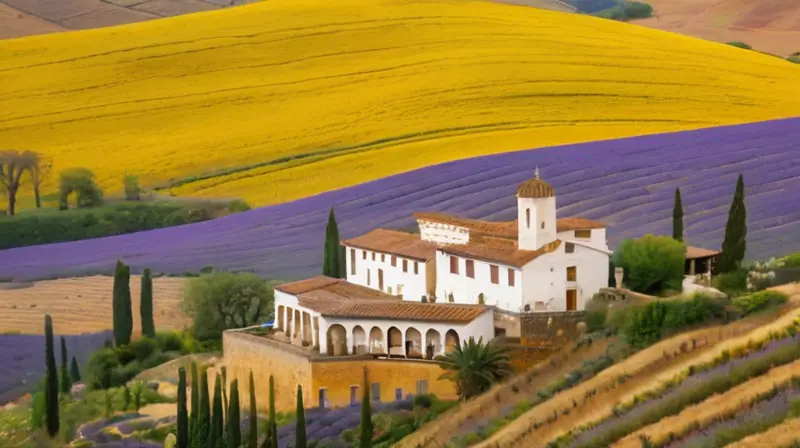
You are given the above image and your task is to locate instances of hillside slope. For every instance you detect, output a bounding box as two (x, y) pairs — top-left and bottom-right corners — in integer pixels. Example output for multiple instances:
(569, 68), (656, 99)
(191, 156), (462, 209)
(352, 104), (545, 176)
(2, 0), (800, 209)
(638, 0), (800, 57)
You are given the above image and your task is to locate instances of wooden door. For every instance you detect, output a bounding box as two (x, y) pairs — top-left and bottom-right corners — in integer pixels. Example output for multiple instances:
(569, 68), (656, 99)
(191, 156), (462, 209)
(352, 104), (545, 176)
(566, 289), (577, 311)
(378, 269), (384, 290)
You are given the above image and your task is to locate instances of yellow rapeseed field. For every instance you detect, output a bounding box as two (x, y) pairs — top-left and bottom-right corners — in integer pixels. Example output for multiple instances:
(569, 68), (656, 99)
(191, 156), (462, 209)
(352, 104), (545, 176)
(2, 0), (800, 207)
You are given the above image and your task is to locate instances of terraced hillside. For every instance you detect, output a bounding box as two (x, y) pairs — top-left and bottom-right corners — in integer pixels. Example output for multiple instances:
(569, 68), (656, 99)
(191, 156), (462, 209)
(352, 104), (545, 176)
(2, 0), (800, 210)
(2, 118), (799, 282)
(0, 275), (189, 334)
(411, 284), (800, 448)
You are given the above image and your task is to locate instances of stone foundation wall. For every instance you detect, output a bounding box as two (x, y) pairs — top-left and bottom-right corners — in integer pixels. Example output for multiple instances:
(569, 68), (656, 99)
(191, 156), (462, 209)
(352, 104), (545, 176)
(520, 311), (587, 347)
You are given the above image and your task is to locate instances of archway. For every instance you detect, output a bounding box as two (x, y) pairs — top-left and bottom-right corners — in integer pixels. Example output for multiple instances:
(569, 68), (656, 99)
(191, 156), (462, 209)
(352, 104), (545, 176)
(302, 312), (312, 346)
(387, 327), (403, 356)
(445, 330), (460, 354)
(425, 329), (442, 359)
(293, 309), (301, 341)
(326, 324), (347, 356)
(405, 328), (422, 358)
(353, 325), (367, 355)
(369, 327), (385, 354)
(284, 308), (293, 336)
(277, 305), (285, 332)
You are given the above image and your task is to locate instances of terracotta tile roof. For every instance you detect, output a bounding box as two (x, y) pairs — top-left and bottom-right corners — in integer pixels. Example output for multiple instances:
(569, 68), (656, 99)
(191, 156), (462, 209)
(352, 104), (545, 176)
(278, 276), (488, 323)
(414, 212), (606, 238)
(321, 301), (489, 323)
(686, 246), (721, 259)
(440, 238), (562, 268)
(341, 229), (438, 261)
(516, 178), (555, 199)
(555, 217), (607, 232)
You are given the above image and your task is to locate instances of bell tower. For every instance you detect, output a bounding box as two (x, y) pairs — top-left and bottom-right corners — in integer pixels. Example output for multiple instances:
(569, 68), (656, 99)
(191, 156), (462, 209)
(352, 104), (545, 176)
(516, 167), (557, 250)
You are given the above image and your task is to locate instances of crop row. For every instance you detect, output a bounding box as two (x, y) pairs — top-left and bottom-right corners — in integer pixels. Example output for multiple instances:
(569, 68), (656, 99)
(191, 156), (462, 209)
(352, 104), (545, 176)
(1, 117), (800, 282)
(561, 331), (800, 447)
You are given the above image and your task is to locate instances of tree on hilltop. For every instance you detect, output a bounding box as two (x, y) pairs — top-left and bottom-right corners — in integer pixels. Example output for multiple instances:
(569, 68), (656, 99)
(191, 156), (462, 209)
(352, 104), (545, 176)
(0, 150), (37, 216)
(112, 260), (133, 346)
(26, 151), (51, 209)
(672, 187), (683, 243)
(60, 336), (71, 396)
(141, 268), (156, 338)
(58, 167), (103, 210)
(718, 174), (747, 273)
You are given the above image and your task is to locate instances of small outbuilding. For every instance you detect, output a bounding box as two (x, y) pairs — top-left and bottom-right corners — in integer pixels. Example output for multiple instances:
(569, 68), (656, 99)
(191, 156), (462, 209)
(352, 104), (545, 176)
(685, 246), (721, 279)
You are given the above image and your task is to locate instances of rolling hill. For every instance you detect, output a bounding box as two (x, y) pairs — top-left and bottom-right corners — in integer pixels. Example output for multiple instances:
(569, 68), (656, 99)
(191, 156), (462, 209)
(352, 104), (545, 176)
(2, 0), (800, 210)
(1, 117), (799, 282)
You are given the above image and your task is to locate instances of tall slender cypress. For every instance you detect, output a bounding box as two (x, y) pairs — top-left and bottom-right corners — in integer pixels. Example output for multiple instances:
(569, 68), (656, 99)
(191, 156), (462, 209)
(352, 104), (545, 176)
(44, 314), (60, 437)
(59, 336), (71, 395)
(190, 361), (199, 438)
(672, 187), (684, 243)
(323, 207), (341, 278)
(140, 268), (155, 338)
(268, 375), (277, 448)
(70, 356), (81, 383)
(221, 366), (228, 424)
(177, 367), (189, 448)
(194, 369), (211, 448)
(359, 367), (372, 448)
(719, 174), (748, 273)
(112, 260), (125, 346)
(248, 372), (257, 448)
(295, 385), (306, 448)
(121, 264), (133, 344)
(227, 380), (241, 448)
(210, 375), (224, 448)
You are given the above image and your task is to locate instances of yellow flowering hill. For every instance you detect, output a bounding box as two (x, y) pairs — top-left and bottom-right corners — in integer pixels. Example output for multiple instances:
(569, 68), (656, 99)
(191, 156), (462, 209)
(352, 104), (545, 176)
(2, 0), (800, 207)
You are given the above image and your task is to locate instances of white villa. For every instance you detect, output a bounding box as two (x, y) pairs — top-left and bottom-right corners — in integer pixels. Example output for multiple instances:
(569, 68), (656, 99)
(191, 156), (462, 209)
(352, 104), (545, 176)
(272, 170), (612, 357)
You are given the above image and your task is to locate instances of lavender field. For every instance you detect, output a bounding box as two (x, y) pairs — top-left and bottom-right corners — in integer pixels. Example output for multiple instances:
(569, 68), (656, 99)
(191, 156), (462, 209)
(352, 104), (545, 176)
(1, 117), (799, 282)
(0, 331), (111, 404)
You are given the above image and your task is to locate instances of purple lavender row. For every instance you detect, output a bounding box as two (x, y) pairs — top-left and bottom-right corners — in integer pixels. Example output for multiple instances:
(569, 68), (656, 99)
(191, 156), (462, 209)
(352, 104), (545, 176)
(568, 333), (800, 447)
(1, 117), (799, 281)
(666, 387), (800, 448)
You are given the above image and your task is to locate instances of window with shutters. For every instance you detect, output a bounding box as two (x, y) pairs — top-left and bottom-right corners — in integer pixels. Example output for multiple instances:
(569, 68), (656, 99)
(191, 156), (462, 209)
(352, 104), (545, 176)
(567, 266), (577, 282)
(403, 259), (408, 272)
(450, 256), (459, 274)
(350, 249), (356, 275)
(391, 256), (397, 267)
(508, 268), (515, 286)
(565, 243), (575, 253)
(466, 260), (475, 278)
(575, 230), (591, 239)
(490, 265), (499, 284)
(414, 262), (419, 274)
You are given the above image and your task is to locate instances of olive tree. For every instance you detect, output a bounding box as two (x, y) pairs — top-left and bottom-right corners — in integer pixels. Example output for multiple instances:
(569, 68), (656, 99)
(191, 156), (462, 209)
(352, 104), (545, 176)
(182, 272), (274, 340)
(613, 234), (685, 295)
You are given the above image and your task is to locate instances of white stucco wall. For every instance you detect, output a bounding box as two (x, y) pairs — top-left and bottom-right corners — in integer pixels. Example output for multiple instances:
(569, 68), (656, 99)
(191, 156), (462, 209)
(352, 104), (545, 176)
(343, 245), (427, 301)
(521, 243), (610, 312)
(517, 197), (557, 250)
(435, 250), (523, 312)
(557, 228), (609, 251)
(417, 220), (470, 244)
(318, 310), (495, 356)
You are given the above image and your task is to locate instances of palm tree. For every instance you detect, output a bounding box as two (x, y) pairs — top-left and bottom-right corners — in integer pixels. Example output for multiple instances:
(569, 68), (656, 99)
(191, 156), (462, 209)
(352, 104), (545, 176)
(436, 337), (511, 401)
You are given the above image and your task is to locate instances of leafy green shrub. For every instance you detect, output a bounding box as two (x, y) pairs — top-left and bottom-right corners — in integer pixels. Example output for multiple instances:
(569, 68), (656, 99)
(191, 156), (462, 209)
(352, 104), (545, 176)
(613, 235), (685, 295)
(789, 56), (800, 64)
(623, 1), (652, 18)
(0, 202), (224, 250)
(128, 337), (159, 362)
(713, 269), (748, 295)
(227, 199), (251, 213)
(621, 294), (726, 348)
(733, 291), (788, 315)
(413, 394), (433, 409)
(156, 332), (184, 352)
(727, 41), (753, 50)
(784, 253), (800, 267)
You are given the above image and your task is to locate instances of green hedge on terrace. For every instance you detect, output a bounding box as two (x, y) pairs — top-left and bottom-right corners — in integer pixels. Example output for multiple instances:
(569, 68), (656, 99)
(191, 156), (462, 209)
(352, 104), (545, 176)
(0, 202), (236, 250)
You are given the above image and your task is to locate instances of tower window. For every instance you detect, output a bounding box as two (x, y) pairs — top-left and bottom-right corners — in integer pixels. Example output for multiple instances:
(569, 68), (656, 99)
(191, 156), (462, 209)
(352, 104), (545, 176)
(526, 209), (531, 229)
(575, 230), (592, 239)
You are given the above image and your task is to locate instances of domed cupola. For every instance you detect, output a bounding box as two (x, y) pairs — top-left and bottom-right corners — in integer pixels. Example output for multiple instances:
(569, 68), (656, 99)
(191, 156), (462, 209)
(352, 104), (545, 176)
(517, 167), (557, 250)
(516, 167), (555, 199)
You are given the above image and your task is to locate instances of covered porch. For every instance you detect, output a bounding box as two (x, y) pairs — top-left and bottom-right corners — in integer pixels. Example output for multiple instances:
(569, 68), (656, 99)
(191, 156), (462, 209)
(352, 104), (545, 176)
(685, 245), (721, 285)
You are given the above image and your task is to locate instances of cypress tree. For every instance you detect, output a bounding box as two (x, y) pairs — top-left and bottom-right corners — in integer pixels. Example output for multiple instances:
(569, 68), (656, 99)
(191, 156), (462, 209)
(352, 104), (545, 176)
(268, 375), (277, 448)
(323, 207), (341, 278)
(178, 367), (189, 448)
(248, 372), (257, 448)
(70, 356), (81, 383)
(210, 375), (224, 448)
(719, 174), (748, 273)
(140, 268), (156, 338)
(44, 314), (60, 437)
(295, 385), (306, 448)
(672, 187), (684, 243)
(194, 369), (211, 448)
(112, 260), (124, 346)
(121, 264), (133, 344)
(112, 260), (133, 346)
(59, 336), (71, 395)
(359, 367), (372, 448)
(221, 366), (228, 423)
(227, 380), (241, 448)
(190, 361), (199, 438)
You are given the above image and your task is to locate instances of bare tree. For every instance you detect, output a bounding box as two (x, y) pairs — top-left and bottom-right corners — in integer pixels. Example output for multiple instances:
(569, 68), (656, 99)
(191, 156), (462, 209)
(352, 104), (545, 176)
(0, 150), (36, 216)
(24, 151), (51, 209)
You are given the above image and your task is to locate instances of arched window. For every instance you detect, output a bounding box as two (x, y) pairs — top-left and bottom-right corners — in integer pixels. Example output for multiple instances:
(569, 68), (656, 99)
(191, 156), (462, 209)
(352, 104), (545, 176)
(526, 208), (531, 229)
